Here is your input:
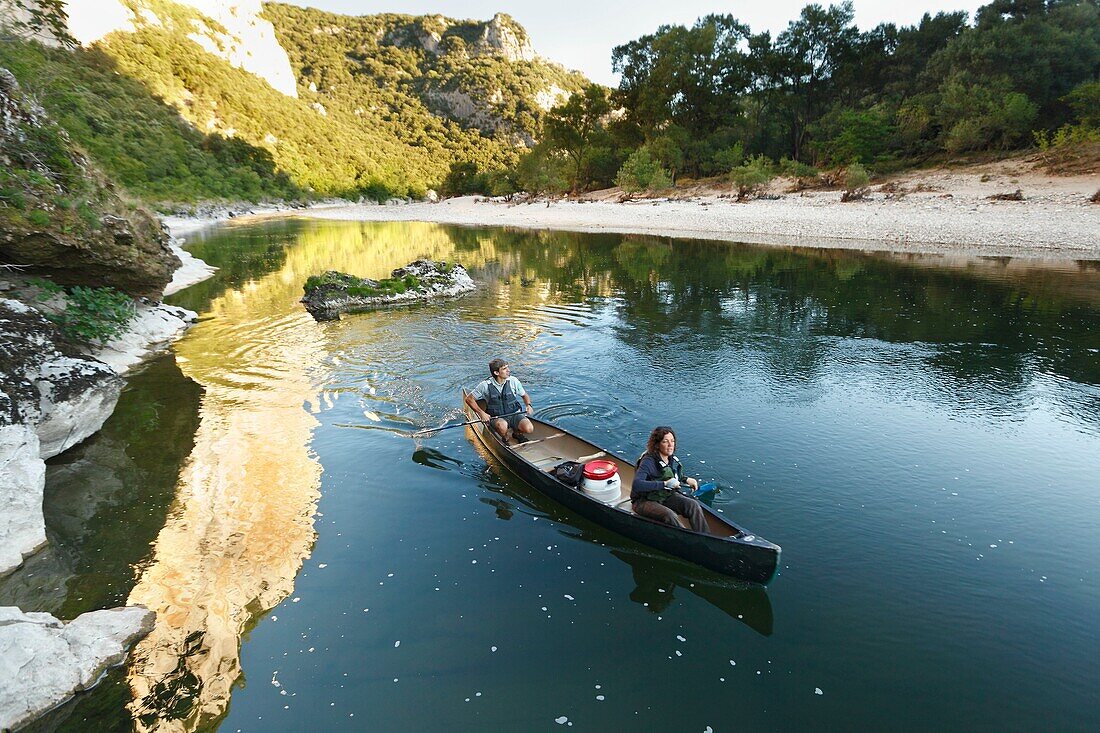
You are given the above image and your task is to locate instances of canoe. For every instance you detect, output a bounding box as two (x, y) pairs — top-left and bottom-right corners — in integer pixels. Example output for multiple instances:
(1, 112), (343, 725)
(462, 390), (781, 584)
(473, 481), (776, 635)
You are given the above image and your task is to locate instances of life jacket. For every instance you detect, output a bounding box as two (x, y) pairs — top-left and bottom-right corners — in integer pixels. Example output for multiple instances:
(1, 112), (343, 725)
(635, 452), (682, 482)
(633, 452), (684, 504)
(485, 378), (523, 417)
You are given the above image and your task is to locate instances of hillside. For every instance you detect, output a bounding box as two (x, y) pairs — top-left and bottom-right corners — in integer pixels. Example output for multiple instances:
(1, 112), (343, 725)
(0, 0), (588, 203)
(0, 68), (177, 296)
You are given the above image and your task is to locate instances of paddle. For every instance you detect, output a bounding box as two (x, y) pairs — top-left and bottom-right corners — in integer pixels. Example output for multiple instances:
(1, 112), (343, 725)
(692, 481), (719, 506)
(413, 409), (526, 437)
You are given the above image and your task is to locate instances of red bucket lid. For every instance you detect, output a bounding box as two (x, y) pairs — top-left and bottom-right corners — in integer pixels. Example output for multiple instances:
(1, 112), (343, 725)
(583, 460), (618, 480)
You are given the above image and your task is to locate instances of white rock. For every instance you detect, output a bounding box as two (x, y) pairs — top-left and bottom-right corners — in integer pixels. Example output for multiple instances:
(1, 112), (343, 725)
(83, 302), (197, 374)
(32, 355), (121, 458)
(0, 605), (155, 731)
(0, 425), (45, 577)
(163, 239), (217, 296)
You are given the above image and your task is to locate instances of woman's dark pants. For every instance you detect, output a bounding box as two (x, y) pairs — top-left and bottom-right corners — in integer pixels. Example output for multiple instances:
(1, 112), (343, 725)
(633, 493), (707, 533)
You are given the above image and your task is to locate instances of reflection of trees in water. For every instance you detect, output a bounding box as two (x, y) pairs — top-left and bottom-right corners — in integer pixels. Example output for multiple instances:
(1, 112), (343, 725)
(166, 219), (1100, 437)
(478, 231), (1098, 422)
(170, 218), (1100, 426)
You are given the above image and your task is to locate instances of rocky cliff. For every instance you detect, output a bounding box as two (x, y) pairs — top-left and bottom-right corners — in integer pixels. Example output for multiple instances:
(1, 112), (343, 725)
(2, 2), (588, 202)
(0, 62), (200, 727)
(0, 69), (178, 297)
(61, 0), (298, 97)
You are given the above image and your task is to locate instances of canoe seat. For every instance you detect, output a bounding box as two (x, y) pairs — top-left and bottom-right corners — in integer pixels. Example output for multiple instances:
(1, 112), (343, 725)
(532, 455), (565, 470)
(512, 432), (566, 449)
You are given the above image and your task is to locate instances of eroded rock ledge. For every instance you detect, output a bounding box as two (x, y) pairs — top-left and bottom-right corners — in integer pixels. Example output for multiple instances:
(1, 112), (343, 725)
(301, 259), (476, 321)
(0, 605), (155, 731)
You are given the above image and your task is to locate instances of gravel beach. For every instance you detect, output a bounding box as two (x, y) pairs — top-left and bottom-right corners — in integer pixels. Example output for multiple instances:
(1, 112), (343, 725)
(301, 187), (1098, 260)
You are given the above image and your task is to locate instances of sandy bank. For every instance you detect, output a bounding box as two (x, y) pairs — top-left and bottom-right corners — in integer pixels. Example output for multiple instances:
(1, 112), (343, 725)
(296, 186), (1098, 260)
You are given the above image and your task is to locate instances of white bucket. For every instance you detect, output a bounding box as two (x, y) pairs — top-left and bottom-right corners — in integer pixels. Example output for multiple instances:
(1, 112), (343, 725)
(582, 474), (622, 504)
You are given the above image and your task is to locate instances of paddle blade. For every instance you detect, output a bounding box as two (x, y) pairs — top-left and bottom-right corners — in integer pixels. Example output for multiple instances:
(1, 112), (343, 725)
(693, 482), (718, 506)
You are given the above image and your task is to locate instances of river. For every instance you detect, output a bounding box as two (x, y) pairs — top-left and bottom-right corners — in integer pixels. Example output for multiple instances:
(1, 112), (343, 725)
(4, 218), (1099, 731)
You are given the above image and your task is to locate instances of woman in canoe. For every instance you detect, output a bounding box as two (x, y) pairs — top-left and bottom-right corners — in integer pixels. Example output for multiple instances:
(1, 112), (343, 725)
(632, 426), (708, 533)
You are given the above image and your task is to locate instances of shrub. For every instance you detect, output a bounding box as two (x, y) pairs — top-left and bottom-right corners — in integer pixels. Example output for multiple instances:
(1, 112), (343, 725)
(841, 162), (871, 202)
(27, 209), (51, 227)
(614, 148), (671, 195)
(729, 155), (774, 200)
(811, 107), (896, 165)
(48, 285), (135, 343)
(711, 142), (744, 174)
(778, 157), (818, 178)
(441, 161), (489, 197)
(1065, 81), (1100, 130)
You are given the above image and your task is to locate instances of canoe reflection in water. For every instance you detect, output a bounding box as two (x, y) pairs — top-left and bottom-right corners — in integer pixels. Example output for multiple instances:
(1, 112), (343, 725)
(409, 441), (775, 636)
(461, 460), (775, 638)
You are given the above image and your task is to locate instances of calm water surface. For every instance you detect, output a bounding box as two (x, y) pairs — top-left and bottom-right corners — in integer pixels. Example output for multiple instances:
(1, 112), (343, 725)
(5, 219), (1100, 731)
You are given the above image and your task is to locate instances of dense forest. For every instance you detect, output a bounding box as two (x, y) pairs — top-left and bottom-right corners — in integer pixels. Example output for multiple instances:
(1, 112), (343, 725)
(462, 0), (1100, 196)
(0, 0), (1096, 204)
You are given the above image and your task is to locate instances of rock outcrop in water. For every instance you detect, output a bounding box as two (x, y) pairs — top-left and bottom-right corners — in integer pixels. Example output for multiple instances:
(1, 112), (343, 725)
(301, 259), (476, 321)
(0, 605), (155, 731)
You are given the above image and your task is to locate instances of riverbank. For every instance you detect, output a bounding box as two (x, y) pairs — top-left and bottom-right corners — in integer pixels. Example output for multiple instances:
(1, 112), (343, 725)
(160, 198), (355, 236)
(0, 218), (219, 729)
(158, 160), (1099, 259)
(298, 181), (1098, 260)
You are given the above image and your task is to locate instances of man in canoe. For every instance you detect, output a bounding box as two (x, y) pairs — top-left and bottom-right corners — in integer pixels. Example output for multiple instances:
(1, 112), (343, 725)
(465, 358), (535, 442)
(632, 426), (708, 533)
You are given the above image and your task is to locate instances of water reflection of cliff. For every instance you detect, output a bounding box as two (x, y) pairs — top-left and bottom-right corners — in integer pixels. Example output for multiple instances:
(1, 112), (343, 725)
(127, 243), (326, 731)
(0, 356), (201, 617)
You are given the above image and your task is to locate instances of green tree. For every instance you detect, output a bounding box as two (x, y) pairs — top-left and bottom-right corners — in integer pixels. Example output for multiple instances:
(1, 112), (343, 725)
(614, 147), (671, 194)
(541, 83), (614, 192)
(0, 0), (75, 46)
(937, 74), (1038, 152)
(769, 2), (861, 161)
(811, 106), (896, 164)
(515, 146), (569, 196)
(612, 15), (752, 162)
(441, 161), (488, 196)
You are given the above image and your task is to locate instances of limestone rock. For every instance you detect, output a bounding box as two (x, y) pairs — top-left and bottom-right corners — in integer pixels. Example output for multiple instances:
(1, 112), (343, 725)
(62, 0), (299, 98)
(476, 13), (535, 62)
(0, 299), (121, 456)
(163, 238), (218, 296)
(0, 425), (45, 577)
(301, 259), (476, 321)
(0, 298), (123, 576)
(83, 301), (198, 374)
(0, 605), (155, 731)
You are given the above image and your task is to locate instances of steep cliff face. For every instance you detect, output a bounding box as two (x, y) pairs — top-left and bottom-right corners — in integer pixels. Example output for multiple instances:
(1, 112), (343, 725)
(478, 13), (536, 62)
(0, 69), (178, 297)
(387, 12), (535, 62)
(62, 0), (298, 97)
(269, 5), (587, 143)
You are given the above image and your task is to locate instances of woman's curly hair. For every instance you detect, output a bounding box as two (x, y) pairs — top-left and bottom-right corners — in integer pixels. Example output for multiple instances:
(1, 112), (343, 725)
(646, 426), (676, 458)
